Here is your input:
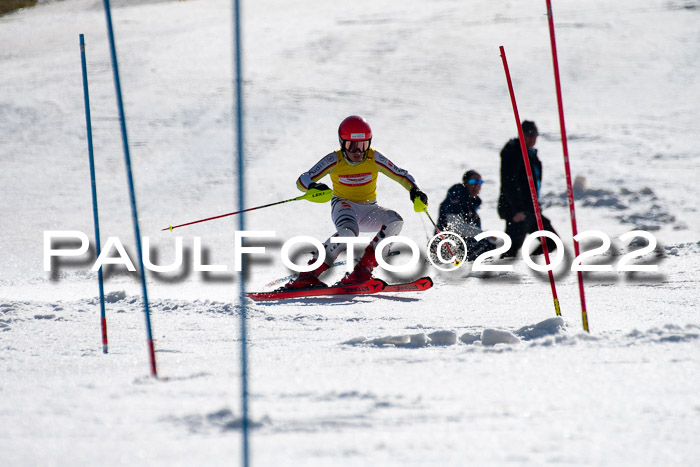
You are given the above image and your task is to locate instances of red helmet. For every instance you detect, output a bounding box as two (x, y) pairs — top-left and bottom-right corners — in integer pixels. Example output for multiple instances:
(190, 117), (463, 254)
(338, 115), (372, 149)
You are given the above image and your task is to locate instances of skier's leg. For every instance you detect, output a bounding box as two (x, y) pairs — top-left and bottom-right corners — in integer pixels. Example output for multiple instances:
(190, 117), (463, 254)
(321, 197), (361, 265)
(341, 204), (403, 284)
(286, 198), (359, 289)
(356, 203), (403, 248)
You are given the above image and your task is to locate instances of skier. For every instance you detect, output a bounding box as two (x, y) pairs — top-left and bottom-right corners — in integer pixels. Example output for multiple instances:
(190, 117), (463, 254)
(285, 115), (428, 289)
(497, 120), (558, 258)
(434, 170), (497, 262)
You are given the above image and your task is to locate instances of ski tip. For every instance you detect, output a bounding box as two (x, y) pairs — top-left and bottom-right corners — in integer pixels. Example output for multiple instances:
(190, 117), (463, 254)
(380, 276), (433, 293)
(246, 283), (331, 301)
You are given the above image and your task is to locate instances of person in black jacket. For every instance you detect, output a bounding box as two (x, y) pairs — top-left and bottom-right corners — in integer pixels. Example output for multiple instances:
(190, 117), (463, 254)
(497, 120), (558, 258)
(434, 170), (496, 262)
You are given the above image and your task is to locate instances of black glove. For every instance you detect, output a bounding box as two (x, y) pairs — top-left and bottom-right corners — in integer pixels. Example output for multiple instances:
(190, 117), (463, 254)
(410, 186), (428, 205)
(308, 182), (330, 192)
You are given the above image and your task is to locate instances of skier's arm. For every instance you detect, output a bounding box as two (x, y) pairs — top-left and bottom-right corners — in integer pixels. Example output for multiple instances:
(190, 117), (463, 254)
(296, 152), (338, 192)
(375, 151), (428, 206)
(374, 150), (419, 192)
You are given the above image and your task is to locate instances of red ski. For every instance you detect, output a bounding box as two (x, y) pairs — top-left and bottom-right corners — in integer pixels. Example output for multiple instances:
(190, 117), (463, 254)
(246, 277), (433, 301)
(382, 277), (433, 293)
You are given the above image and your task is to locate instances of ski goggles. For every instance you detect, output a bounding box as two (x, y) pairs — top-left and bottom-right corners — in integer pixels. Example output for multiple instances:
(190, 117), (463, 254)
(343, 139), (370, 153)
(467, 179), (484, 185)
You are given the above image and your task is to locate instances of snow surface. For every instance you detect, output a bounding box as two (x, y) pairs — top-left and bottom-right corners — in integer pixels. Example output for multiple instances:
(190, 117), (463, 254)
(1, 0), (699, 465)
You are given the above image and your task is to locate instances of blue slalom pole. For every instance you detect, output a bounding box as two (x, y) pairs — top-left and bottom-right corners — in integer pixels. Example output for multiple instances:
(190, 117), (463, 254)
(233, 0), (250, 465)
(79, 34), (108, 354)
(102, 0), (158, 377)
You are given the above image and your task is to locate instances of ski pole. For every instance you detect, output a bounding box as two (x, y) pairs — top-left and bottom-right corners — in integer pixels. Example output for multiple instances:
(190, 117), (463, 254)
(162, 187), (332, 231)
(416, 201), (461, 267)
(500, 45), (561, 317)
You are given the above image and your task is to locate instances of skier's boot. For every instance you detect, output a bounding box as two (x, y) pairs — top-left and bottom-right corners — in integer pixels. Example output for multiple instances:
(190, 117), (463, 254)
(285, 261), (331, 289)
(340, 245), (378, 285)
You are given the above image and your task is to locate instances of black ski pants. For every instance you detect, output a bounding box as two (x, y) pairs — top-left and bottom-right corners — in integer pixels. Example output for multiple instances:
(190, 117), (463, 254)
(502, 213), (558, 258)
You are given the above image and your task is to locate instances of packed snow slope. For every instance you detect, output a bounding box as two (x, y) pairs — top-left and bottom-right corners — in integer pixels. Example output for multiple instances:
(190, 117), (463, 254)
(1, 0), (699, 466)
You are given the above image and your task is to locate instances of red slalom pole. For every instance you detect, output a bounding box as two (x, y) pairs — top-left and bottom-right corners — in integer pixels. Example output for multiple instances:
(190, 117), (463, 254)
(545, 0), (589, 332)
(499, 46), (561, 317)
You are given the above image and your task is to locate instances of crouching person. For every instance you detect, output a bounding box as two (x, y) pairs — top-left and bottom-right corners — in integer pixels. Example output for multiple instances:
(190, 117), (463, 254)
(433, 170), (496, 262)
